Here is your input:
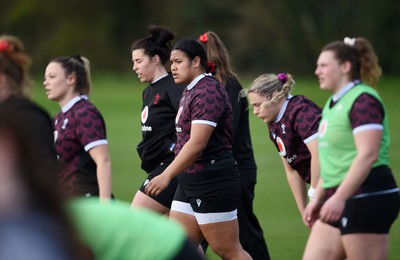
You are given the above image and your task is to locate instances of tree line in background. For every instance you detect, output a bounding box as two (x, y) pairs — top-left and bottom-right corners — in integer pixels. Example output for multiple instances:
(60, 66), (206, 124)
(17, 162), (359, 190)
(2, 0), (399, 75)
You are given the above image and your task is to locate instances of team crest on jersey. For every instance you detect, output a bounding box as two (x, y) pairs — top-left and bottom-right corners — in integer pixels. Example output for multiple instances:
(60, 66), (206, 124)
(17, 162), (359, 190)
(141, 106), (149, 124)
(176, 106), (183, 124)
(276, 137), (286, 156)
(53, 130), (58, 144)
(319, 119), (328, 138)
(281, 123), (286, 134)
(61, 118), (69, 129)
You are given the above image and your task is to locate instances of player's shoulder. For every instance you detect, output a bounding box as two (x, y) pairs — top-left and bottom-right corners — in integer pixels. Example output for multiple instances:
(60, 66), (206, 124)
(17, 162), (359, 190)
(290, 95), (321, 112)
(1, 97), (53, 130)
(355, 92), (382, 105)
(72, 99), (103, 120)
(225, 76), (242, 89)
(74, 98), (97, 112)
(2, 96), (48, 115)
(154, 74), (185, 94)
(196, 76), (223, 92)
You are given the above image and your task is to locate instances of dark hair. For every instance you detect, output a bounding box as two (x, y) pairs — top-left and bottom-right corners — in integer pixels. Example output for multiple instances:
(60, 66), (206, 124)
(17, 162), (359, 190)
(131, 25), (175, 64)
(0, 35), (32, 98)
(50, 55), (91, 95)
(173, 38), (208, 71)
(199, 31), (237, 85)
(322, 37), (381, 86)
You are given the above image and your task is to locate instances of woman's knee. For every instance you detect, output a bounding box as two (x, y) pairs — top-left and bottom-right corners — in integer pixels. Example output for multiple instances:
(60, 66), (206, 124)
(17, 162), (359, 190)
(208, 240), (242, 258)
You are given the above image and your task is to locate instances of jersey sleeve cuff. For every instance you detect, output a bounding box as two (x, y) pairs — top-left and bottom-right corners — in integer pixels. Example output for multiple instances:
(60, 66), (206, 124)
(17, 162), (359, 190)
(84, 139), (108, 151)
(303, 132), (319, 144)
(192, 120), (217, 127)
(353, 124), (383, 135)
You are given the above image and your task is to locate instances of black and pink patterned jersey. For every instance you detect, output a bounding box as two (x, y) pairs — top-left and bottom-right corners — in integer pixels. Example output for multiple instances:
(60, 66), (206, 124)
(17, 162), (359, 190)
(350, 93), (384, 129)
(53, 96), (108, 195)
(268, 95), (321, 183)
(175, 74), (233, 173)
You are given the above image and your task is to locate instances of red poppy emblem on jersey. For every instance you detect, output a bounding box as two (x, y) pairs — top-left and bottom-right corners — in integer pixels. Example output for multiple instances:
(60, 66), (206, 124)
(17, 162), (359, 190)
(176, 106), (183, 124)
(276, 137), (286, 156)
(319, 119), (328, 138)
(141, 106), (149, 124)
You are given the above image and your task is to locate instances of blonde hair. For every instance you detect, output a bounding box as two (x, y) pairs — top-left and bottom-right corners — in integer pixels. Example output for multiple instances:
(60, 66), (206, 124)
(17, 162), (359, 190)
(241, 73), (295, 110)
(0, 34), (32, 98)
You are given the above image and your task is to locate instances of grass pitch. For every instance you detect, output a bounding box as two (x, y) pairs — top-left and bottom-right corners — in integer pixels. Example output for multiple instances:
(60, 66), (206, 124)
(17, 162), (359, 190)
(32, 73), (399, 259)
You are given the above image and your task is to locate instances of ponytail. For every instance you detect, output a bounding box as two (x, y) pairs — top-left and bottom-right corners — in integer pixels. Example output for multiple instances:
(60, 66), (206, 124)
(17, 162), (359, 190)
(0, 35), (32, 98)
(323, 37), (381, 86)
(50, 55), (91, 95)
(353, 38), (381, 86)
(198, 31), (237, 84)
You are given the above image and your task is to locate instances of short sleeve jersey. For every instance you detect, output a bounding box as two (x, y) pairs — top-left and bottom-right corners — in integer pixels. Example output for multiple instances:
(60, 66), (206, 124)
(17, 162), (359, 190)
(137, 74), (185, 173)
(53, 96), (108, 194)
(175, 74), (233, 173)
(268, 95), (322, 183)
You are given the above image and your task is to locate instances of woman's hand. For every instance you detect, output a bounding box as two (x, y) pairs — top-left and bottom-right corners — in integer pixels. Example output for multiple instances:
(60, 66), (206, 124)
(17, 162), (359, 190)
(145, 174), (171, 197)
(303, 199), (321, 228)
(318, 195), (345, 224)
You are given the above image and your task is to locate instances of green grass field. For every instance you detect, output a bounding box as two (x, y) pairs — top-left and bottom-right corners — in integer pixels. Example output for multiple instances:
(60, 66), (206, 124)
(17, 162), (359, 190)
(32, 74), (399, 259)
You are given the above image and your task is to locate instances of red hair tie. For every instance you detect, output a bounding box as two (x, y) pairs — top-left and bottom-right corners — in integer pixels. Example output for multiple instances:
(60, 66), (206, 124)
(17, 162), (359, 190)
(0, 40), (10, 52)
(199, 33), (208, 43)
(207, 61), (216, 75)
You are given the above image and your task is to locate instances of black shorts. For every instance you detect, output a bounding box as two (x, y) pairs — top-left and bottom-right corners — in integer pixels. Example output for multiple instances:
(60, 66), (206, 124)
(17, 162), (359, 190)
(174, 155), (241, 214)
(71, 174), (115, 199)
(139, 153), (178, 208)
(71, 186), (115, 199)
(329, 191), (400, 234)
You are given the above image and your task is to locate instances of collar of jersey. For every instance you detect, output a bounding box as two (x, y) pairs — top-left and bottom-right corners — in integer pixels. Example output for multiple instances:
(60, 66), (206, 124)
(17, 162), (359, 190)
(275, 94), (293, 123)
(151, 73), (169, 84)
(332, 80), (361, 102)
(187, 74), (207, 90)
(62, 95), (88, 113)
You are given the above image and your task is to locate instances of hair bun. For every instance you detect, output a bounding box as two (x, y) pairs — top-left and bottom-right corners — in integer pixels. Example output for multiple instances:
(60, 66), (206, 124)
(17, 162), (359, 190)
(148, 25), (174, 45)
(277, 73), (288, 84)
